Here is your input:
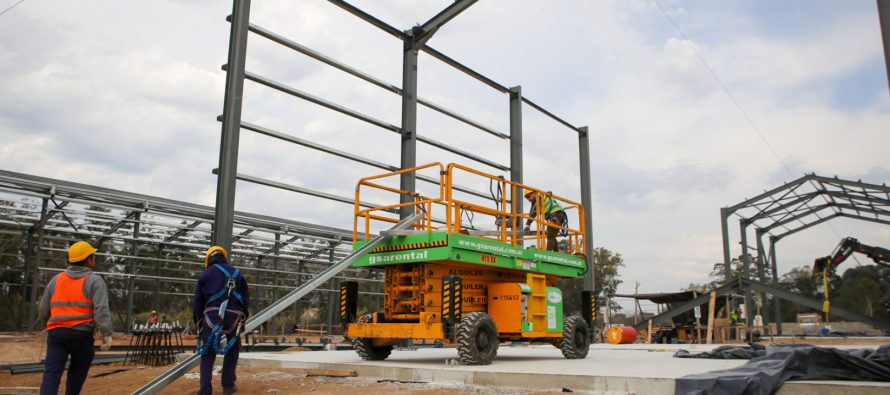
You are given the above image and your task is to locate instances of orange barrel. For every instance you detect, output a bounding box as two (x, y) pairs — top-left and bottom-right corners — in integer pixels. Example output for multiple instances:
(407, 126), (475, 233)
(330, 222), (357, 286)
(606, 326), (637, 344)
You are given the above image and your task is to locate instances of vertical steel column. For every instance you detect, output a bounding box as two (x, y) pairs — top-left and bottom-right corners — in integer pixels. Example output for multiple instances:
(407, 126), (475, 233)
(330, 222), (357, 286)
(154, 247), (162, 311)
(720, 208), (732, 282)
(578, 126), (595, 293)
(271, 233), (280, 334)
(27, 205), (49, 328)
(509, 86), (524, 223)
(213, 0), (252, 248)
(20, 197), (47, 330)
(754, 228), (769, 325)
(399, 32), (419, 219)
(126, 212), (141, 333)
(254, 256), (263, 328)
(18, 231), (33, 330)
(878, 0), (890, 95)
(294, 260), (305, 328)
(739, 221), (753, 325)
(769, 236), (782, 335)
(326, 242), (338, 335)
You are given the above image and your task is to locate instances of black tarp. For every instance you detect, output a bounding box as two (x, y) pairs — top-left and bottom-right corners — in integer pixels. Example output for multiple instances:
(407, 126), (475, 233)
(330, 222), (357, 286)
(674, 344), (890, 394)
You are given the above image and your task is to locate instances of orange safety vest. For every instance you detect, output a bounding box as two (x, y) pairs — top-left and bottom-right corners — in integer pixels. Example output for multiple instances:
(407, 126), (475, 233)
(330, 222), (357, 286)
(46, 273), (94, 330)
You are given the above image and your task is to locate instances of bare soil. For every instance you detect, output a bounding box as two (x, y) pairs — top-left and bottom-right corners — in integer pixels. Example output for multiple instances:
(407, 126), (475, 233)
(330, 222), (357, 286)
(0, 334), (568, 395)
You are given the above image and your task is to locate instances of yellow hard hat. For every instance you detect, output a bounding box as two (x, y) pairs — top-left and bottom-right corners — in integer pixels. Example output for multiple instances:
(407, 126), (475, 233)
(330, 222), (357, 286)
(151, 310), (157, 314)
(68, 241), (97, 263)
(204, 246), (228, 267)
(524, 189), (535, 197)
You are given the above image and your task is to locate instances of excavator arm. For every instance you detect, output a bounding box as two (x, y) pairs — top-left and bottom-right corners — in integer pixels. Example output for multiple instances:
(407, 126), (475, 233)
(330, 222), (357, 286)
(813, 237), (890, 274)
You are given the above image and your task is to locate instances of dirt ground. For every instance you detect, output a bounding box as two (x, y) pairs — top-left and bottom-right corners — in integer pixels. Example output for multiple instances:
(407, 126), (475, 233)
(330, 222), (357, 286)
(0, 364), (574, 394)
(0, 335), (569, 394)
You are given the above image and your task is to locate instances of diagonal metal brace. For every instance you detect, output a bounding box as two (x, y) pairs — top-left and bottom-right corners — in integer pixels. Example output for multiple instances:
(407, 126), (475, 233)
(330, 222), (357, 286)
(130, 213), (422, 395)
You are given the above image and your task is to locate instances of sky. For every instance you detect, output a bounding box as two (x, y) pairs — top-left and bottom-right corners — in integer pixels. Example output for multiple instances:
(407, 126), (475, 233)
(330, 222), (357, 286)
(1, 0), (888, 313)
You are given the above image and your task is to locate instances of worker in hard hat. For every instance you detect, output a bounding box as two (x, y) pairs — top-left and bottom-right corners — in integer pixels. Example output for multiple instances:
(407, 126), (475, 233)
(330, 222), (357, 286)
(148, 310), (159, 325)
(523, 190), (567, 252)
(193, 246), (249, 395)
(37, 240), (113, 395)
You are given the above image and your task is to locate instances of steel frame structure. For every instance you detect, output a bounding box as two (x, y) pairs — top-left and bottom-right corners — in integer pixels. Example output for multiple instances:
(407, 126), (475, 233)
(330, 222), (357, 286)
(0, 169), (375, 334)
(213, 0), (595, 292)
(719, 174), (890, 333)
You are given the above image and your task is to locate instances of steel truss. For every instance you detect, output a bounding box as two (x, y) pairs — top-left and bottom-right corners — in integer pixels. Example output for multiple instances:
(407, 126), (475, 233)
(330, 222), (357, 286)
(0, 169), (379, 334)
(720, 174), (890, 333)
(649, 174), (890, 334)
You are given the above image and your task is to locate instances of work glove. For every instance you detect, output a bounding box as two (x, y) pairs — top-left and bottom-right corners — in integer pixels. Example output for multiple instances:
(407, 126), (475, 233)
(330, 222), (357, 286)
(100, 336), (113, 351)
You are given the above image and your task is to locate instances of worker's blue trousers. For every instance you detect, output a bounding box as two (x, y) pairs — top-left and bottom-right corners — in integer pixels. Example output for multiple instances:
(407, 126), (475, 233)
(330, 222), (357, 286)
(198, 330), (240, 395)
(40, 327), (95, 395)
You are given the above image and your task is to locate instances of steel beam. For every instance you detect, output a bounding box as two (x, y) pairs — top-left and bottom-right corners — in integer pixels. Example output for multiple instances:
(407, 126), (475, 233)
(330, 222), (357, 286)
(399, 30), (419, 219)
(217, 170), (392, 212)
(720, 207), (732, 282)
(578, 126), (594, 292)
(125, 212), (141, 333)
(521, 97), (582, 134)
(237, 119), (493, 200)
(509, 86), (523, 240)
(754, 228), (769, 325)
(245, 23), (506, 140)
(326, 0), (407, 40)
(413, 0), (477, 47)
(769, 236), (781, 335)
(213, 0), (251, 250)
(739, 221), (753, 325)
(743, 278), (890, 331)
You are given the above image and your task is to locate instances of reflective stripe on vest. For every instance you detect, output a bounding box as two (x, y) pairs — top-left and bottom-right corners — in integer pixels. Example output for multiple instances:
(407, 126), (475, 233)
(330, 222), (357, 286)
(47, 273), (94, 330)
(541, 195), (563, 215)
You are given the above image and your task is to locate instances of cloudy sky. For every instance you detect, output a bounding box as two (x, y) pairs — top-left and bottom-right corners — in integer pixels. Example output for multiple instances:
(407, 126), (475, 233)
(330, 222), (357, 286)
(1, 0), (888, 309)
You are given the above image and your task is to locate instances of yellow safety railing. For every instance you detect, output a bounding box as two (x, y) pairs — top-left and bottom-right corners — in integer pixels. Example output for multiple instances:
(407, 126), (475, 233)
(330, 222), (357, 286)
(354, 162), (586, 256)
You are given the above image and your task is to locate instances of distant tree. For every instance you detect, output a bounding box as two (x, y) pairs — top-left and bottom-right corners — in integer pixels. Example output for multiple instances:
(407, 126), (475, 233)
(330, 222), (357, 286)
(833, 265), (890, 322)
(557, 247), (624, 320)
(776, 265), (824, 322)
(585, 247), (621, 296)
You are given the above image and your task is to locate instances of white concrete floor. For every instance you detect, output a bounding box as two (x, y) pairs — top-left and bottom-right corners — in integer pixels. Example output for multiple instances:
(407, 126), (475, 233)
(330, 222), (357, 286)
(235, 343), (890, 394)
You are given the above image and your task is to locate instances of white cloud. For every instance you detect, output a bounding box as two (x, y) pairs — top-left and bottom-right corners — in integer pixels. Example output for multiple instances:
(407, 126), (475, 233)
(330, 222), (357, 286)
(0, 0), (888, 309)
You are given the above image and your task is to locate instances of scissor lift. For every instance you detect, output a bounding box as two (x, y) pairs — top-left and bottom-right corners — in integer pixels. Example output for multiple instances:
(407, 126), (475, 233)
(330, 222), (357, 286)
(342, 163), (593, 365)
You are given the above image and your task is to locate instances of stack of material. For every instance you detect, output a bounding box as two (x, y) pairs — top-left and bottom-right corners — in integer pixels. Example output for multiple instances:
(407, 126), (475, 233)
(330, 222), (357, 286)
(125, 322), (185, 367)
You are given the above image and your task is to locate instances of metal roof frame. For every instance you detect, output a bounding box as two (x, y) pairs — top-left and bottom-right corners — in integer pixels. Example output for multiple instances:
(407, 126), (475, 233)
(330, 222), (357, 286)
(719, 173), (890, 333)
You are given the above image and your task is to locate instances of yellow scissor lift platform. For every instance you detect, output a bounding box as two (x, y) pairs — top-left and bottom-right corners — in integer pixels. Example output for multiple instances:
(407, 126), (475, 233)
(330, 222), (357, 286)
(340, 163), (594, 365)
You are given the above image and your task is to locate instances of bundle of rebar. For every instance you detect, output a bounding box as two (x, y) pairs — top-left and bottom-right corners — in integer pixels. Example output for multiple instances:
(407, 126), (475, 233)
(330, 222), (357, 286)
(125, 322), (185, 367)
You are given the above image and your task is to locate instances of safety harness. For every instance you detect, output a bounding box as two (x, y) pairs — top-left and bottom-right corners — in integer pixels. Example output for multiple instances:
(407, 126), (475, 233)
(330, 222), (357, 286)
(197, 265), (245, 356)
(541, 196), (569, 237)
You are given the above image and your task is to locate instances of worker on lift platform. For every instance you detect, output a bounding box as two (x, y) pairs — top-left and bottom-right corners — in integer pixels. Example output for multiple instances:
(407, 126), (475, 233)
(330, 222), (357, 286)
(523, 189), (567, 252)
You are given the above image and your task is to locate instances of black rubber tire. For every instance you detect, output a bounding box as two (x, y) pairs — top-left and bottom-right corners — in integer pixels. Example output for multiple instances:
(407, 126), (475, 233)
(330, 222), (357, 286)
(560, 315), (590, 359)
(353, 337), (393, 361)
(457, 312), (499, 365)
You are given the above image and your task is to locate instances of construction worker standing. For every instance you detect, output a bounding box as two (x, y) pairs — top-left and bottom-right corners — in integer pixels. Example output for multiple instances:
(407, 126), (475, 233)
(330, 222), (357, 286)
(148, 310), (159, 325)
(193, 246), (249, 395)
(37, 240), (113, 395)
(523, 190), (567, 252)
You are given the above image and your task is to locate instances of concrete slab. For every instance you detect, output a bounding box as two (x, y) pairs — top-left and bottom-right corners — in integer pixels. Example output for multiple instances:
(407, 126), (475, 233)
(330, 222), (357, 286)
(234, 344), (890, 394)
